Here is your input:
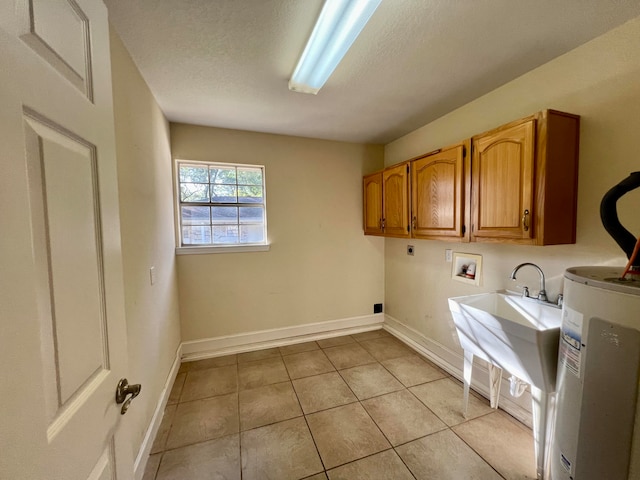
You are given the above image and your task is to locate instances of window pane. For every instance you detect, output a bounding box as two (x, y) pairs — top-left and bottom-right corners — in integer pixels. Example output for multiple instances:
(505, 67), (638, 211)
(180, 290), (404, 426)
(240, 225), (265, 243)
(237, 167), (262, 185)
(176, 161), (266, 247)
(180, 183), (209, 202)
(213, 225), (238, 244)
(212, 206), (238, 224)
(210, 166), (236, 184)
(238, 185), (263, 203)
(211, 185), (237, 203)
(239, 206), (264, 224)
(179, 165), (208, 183)
(182, 225), (212, 245)
(181, 206), (210, 225)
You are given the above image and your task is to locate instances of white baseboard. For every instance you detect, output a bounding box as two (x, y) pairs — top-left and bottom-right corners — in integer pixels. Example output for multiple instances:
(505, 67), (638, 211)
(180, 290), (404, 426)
(384, 314), (534, 428)
(133, 343), (182, 480)
(181, 313), (384, 361)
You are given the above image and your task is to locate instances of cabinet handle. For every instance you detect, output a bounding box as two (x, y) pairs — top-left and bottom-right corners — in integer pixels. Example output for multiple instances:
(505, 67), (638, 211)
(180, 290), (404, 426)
(522, 209), (530, 231)
(412, 216), (416, 230)
(381, 218), (386, 230)
(379, 218), (383, 231)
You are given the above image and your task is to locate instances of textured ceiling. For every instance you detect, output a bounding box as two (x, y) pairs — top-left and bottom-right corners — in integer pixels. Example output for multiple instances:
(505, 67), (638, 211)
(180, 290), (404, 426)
(105, 0), (640, 144)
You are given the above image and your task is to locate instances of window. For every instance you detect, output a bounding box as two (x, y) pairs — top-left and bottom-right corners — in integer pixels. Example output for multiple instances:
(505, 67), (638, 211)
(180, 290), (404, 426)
(176, 161), (267, 248)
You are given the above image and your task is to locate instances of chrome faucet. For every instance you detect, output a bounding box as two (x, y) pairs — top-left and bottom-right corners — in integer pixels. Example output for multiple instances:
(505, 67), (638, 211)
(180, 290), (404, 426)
(509, 263), (548, 302)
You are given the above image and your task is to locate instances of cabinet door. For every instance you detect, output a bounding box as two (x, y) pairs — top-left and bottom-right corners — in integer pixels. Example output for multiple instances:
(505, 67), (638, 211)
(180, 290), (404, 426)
(383, 163), (410, 237)
(363, 172), (383, 235)
(472, 119), (535, 240)
(412, 145), (465, 239)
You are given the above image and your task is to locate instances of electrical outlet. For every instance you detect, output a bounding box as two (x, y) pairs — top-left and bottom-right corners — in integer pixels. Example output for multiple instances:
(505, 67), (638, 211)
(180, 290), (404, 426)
(407, 245), (415, 256)
(445, 249), (453, 262)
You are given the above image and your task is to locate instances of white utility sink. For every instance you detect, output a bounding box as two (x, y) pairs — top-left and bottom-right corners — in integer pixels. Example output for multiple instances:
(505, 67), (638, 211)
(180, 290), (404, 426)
(448, 291), (562, 480)
(448, 291), (561, 392)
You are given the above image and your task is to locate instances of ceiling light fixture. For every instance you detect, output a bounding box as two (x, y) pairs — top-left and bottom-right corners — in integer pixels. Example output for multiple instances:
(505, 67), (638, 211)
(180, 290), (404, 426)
(288, 0), (382, 95)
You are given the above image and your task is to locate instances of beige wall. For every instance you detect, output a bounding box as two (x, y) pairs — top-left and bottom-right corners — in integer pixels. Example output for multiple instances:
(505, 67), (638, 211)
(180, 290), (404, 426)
(110, 29), (182, 457)
(384, 16), (640, 351)
(171, 124), (384, 341)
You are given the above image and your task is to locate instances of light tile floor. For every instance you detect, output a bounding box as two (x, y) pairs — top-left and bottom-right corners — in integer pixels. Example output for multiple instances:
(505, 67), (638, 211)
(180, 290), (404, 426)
(143, 330), (537, 480)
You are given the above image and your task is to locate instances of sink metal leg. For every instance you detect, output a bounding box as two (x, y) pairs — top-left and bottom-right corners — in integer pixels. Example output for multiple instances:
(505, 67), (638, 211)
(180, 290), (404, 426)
(462, 352), (502, 415)
(488, 363), (503, 409)
(462, 350), (473, 418)
(530, 386), (554, 480)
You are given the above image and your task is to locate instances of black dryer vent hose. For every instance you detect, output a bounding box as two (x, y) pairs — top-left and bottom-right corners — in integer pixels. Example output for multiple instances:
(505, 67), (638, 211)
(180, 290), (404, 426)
(600, 171), (640, 267)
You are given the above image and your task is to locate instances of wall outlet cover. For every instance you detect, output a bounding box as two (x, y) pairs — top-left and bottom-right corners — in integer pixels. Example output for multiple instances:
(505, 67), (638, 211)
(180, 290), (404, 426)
(407, 245), (415, 256)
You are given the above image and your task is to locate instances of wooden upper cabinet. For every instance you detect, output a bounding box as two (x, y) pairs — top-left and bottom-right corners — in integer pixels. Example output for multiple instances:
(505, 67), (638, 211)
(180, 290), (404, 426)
(363, 110), (579, 245)
(363, 163), (410, 237)
(383, 163), (411, 237)
(363, 172), (383, 235)
(411, 142), (468, 240)
(472, 119), (535, 241)
(471, 110), (580, 245)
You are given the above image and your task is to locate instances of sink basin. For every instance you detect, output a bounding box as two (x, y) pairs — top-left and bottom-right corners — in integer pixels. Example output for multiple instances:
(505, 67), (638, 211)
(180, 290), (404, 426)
(448, 291), (561, 392)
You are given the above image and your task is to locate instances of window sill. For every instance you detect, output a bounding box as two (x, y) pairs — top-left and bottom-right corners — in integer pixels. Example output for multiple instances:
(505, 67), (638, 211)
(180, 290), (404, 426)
(175, 244), (271, 255)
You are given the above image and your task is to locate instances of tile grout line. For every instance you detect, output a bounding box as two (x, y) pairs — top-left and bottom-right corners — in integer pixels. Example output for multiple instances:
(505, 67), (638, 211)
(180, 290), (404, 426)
(356, 384), (419, 479)
(298, 335), (393, 477)
(149, 451), (162, 480)
(354, 355), (422, 480)
(330, 336), (502, 478)
(236, 359), (243, 480)
(318, 338), (418, 477)
(451, 428), (507, 479)
(290, 378), (329, 478)
(150, 370), (188, 478)
(296, 342), (367, 476)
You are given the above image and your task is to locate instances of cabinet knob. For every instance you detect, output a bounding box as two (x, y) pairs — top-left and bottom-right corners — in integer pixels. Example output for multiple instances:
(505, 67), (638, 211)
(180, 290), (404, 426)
(412, 216), (417, 230)
(522, 209), (530, 231)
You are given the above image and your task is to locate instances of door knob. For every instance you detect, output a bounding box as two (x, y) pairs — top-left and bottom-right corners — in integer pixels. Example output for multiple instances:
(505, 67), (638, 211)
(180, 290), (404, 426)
(115, 378), (141, 415)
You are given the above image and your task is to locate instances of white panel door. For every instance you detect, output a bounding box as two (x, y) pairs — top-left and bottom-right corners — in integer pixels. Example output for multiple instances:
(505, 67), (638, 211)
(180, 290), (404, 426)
(0, 1), (134, 479)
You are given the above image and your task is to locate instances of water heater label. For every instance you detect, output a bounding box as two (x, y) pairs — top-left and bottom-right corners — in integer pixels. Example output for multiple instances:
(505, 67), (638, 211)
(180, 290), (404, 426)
(560, 307), (583, 377)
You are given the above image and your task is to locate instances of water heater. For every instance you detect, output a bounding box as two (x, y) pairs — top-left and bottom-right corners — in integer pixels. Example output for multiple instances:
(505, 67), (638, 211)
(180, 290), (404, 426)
(551, 267), (640, 479)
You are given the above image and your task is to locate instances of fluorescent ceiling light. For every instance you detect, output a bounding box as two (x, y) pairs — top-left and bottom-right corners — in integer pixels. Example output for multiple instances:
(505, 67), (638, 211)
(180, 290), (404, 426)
(289, 0), (382, 95)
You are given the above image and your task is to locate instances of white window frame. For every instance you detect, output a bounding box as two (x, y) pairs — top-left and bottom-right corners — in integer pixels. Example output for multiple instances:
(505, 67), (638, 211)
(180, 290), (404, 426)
(174, 159), (269, 255)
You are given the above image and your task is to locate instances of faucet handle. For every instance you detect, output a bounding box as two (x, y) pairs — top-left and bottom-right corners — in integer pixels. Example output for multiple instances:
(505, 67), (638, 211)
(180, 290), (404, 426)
(557, 294), (564, 307)
(519, 285), (530, 298)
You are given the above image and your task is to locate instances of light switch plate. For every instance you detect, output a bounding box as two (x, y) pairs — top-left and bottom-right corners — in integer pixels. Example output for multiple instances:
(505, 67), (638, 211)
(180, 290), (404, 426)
(150, 266), (156, 285)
